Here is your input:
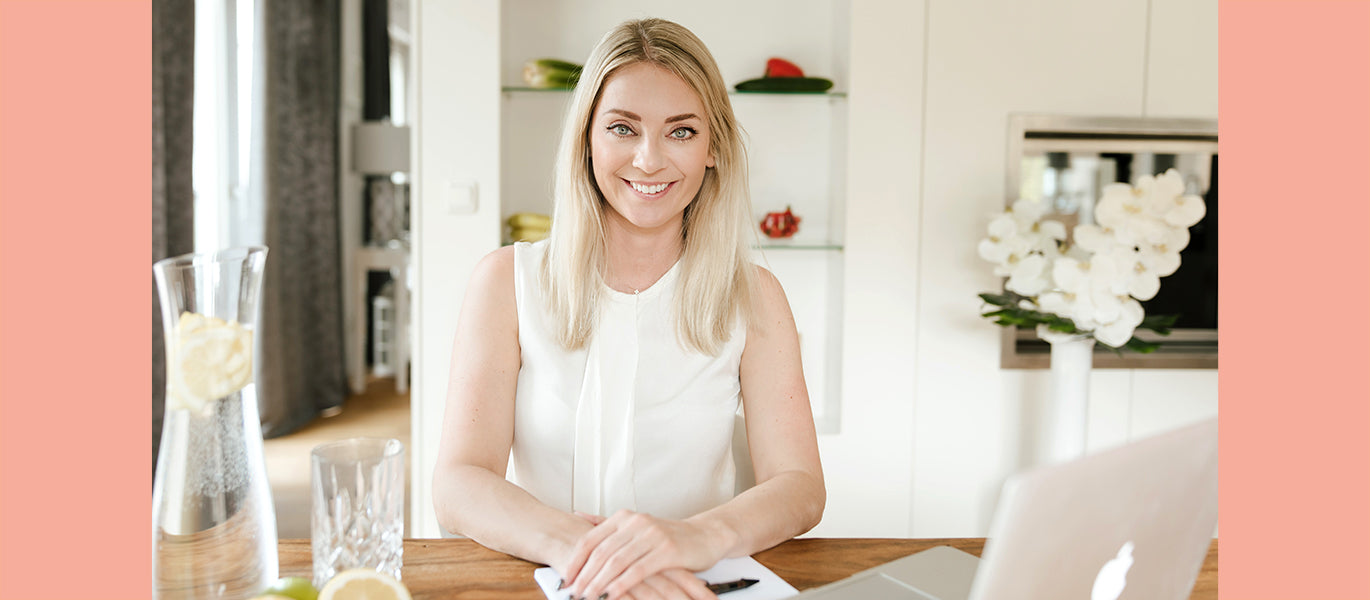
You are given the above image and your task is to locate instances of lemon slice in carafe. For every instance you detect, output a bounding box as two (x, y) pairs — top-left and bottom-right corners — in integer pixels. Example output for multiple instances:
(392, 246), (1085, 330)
(168, 311), (254, 413)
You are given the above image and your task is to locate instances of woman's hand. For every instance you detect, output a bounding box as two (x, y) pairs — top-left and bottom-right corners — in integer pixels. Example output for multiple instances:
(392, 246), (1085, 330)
(561, 509), (732, 600)
(610, 568), (717, 600)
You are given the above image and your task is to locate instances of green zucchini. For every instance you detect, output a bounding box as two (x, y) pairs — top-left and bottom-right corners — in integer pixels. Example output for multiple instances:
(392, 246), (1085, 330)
(529, 58), (583, 73)
(733, 77), (834, 93)
(523, 58), (583, 89)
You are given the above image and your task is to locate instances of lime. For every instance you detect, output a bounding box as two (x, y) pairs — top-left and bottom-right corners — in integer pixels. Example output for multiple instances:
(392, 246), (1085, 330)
(262, 577), (319, 600)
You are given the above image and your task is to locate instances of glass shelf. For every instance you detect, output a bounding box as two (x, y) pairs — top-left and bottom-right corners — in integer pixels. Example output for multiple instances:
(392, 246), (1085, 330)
(503, 86), (847, 98)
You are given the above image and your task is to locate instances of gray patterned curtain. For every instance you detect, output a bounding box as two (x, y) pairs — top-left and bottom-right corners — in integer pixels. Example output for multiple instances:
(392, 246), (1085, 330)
(151, 0), (195, 474)
(256, 0), (347, 437)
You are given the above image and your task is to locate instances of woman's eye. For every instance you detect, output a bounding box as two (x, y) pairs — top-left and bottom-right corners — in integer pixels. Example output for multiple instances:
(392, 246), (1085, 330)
(610, 124), (633, 136)
(671, 127), (697, 139)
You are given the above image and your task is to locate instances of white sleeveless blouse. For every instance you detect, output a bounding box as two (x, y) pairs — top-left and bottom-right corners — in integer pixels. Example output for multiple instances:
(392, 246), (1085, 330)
(509, 240), (744, 519)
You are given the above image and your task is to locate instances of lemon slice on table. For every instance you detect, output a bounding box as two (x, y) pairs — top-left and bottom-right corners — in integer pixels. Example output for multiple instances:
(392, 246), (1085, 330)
(168, 311), (254, 413)
(318, 569), (412, 600)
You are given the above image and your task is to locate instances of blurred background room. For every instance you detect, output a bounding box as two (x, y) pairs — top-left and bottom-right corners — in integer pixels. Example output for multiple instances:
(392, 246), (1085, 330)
(151, 0), (1217, 540)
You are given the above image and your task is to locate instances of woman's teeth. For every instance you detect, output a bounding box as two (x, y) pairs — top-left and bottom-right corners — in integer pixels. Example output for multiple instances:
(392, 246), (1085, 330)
(630, 181), (669, 194)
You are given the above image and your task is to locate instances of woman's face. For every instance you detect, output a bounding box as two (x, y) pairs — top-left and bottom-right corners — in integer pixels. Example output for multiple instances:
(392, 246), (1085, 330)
(589, 62), (715, 236)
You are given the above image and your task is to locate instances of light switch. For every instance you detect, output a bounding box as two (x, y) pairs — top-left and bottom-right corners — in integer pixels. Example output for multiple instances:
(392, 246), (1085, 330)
(446, 179), (479, 214)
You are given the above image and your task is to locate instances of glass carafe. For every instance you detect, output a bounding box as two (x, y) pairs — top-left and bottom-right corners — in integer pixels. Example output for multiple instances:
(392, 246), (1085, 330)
(153, 247), (277, 599)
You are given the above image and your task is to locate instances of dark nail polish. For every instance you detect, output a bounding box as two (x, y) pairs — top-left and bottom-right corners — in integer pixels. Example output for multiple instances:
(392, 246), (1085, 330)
(598, 595), (609, 600)
(556, 579), (564, 590)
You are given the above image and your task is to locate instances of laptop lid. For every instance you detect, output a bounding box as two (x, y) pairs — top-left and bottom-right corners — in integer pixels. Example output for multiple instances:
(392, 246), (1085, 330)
(792, 544), (981, 599)
(968, 417), (1219, 600)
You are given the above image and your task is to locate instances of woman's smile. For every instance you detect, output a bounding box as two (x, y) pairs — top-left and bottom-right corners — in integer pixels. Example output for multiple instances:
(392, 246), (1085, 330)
(625, 179), (675, 197)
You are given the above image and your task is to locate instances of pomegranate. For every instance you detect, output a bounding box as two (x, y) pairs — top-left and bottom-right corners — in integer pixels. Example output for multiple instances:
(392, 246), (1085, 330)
(760, 206), (801, 238)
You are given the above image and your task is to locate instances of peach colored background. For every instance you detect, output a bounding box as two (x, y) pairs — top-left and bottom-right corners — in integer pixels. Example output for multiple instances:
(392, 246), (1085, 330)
(1220, 2), (1370, 597)
(2, 0), (1369, 598)
(1, 0), (152, 597)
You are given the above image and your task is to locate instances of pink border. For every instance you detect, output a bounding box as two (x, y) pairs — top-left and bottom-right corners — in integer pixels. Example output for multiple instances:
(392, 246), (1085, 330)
(1220, 0), (1370, 597)
(2, 1), (1369, 598)
(1, 0), (152, 596)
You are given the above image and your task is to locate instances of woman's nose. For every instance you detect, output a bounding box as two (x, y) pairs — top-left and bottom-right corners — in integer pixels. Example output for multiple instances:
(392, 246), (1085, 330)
(632, 136), (666, 174)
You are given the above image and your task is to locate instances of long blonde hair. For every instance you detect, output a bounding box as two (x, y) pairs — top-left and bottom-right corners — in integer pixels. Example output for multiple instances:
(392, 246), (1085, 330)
(542, 18), (756, 356)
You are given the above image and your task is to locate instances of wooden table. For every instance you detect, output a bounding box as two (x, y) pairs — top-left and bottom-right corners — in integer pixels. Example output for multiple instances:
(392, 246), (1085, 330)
(280, 538), (1217, 599)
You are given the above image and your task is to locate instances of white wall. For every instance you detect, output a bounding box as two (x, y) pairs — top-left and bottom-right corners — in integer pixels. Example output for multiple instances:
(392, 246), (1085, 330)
(410, 0), (502, 538)
(863, 0), (1217, 537)
(409, 0), (1219, 539)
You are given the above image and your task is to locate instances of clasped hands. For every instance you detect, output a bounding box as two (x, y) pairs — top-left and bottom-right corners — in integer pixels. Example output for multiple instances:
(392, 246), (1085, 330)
(557, 509), (732, 600)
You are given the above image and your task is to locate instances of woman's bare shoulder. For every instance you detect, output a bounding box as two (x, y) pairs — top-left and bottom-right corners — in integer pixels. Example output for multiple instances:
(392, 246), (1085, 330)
(472, 245), (517, 281)
(464, 245), (519, 309)
(747, 264), (794, 329)
(750, 264), (789, 303)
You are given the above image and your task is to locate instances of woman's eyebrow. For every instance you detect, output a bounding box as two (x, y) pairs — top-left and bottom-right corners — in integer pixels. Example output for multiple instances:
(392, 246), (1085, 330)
(601, 109), (700, 124)
(603, 108), (641, 121)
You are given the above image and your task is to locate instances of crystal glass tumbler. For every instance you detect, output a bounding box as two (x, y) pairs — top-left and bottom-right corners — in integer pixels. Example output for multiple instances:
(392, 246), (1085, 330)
(311, 437), (405, 587)
(152, 247), (277, 599)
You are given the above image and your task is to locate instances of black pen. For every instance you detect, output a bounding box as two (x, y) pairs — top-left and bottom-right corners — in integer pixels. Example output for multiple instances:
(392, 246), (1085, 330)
(705, 578), (759, 595)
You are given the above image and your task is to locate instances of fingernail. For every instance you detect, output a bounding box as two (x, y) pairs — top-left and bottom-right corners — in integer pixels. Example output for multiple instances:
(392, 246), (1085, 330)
(598, 595), (608, 600)
(556, 579), (564, 590)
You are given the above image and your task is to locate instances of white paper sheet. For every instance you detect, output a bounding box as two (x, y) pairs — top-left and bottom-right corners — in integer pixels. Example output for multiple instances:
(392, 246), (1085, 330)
(534, 556), (799, 599)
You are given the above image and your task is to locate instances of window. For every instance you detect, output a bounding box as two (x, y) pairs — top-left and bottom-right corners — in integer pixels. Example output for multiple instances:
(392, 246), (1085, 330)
(192, 0), (256, 253)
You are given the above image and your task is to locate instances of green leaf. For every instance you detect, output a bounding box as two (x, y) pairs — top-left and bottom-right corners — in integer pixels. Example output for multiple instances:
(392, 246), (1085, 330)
(1138, 313), (1180, 336)
(1124, 336), (1161, 353)
(978, 292), (1017, 308)
(997, 314), (1031, 327)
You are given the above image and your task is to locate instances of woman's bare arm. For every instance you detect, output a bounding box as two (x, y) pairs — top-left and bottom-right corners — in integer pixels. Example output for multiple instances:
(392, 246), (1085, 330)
(430, 246), (592, 571)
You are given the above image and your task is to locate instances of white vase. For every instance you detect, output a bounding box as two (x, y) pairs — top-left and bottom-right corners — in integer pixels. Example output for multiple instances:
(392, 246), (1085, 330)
(1041, 331), (1095, 464)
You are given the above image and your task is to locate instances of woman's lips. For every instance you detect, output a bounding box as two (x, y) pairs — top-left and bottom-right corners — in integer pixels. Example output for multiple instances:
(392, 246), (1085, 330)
(626, 179), (674, 197)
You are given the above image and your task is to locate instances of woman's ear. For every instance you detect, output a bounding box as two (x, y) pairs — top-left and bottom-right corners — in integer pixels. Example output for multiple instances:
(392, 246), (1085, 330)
(706, 153), (716, 168)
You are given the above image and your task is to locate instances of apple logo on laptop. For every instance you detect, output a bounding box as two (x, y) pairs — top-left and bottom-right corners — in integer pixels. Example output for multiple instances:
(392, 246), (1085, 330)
(1091, 541), (1135, 600)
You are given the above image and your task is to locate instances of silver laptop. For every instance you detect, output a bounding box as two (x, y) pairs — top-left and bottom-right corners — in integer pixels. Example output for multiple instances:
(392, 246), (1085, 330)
(798, 418), (1219, 600)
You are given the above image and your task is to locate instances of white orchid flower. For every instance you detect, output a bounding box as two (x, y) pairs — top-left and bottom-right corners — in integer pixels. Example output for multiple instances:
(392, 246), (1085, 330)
(1097, 183), (1169, 246)
(1138, 246), (1181, 279)
(978, 169), (1206, 352)
(1137, 171), (1185, 210)
(1094, 298), (1145, 348)
(1051, 255), (1128, 326)
(1010, 198), (1048, 227)
(1038, 290), (1096, 330)
(1162, 193), (1206, 228)
(1138, 226), (1191, 277)
(1128, 269), (1161, 301)
(1072, 224), (1118, 254)
(1114, 247), (1161, 300)
(1033, 219), (1067, 253)
(1144, 169), (1206, 228)
(1006, 253), (1052, 296)
(977, 213), (1029, 265)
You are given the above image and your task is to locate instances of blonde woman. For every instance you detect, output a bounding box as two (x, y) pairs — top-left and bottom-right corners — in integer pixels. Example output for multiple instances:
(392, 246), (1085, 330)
(434, 18), (824, 600)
